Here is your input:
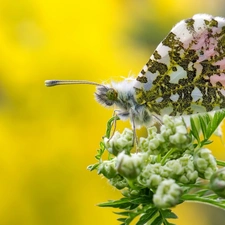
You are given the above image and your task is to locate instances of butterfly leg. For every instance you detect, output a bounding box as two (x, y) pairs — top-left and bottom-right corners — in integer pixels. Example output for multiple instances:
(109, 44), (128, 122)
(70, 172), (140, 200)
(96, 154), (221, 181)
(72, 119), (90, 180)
(130, 109), (139, 151)
(152, 114), (163, 132)
(110, 111), (118, 139)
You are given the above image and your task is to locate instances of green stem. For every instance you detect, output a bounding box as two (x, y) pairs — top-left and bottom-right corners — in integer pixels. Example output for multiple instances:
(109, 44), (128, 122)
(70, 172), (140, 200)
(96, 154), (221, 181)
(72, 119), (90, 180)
(216, 160), (225, 167)
(182, 194), (225, 209)
(105, 115), (120, 138)
(161, 148), (177, 165)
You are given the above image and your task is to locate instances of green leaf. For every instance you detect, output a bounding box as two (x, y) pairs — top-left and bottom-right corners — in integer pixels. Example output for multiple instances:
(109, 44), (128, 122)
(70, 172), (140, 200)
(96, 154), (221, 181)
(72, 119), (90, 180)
(98, 198), (134, 209)
(206, 110), (225, 138)
(136, 208), (158, 225)
(198, 115), (208, 139)
(190, 116), (200, 142)
(129, 196), (153, 205)
(164, 222), (177, 225)
(201, 140), (213, 145)
(182, 188), (225, 209)
(190, 110), (225, 146)
(87, 163), (99, 171)
(120, 216), (136, 225)
(117, 218), (126, 222)
(151, 215), (163, 225)
(129, 203), (139, 210)
(161, 209), (178, 219)
(105, 115), (120, 138)
(114, 211), (131, 216)
(116, 211), (139, 225)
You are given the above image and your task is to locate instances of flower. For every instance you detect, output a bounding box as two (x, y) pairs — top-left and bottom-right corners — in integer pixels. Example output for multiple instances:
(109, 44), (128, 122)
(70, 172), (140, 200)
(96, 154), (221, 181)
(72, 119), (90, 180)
(116, 151), (145, 179)
(98, 158), (117, 179)
(104, 128), (133, 155)
(210, 168), (225, 198)
(194, 148), (217, 179)
(153, 179), (182, 208)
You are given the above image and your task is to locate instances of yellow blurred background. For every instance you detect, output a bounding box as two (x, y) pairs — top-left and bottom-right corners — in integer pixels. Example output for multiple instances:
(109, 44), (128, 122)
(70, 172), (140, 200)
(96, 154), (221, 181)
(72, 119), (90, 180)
(1, 0), (225, 224)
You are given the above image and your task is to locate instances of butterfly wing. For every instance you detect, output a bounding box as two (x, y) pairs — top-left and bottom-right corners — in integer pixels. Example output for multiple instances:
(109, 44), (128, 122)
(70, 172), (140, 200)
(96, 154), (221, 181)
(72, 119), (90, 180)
(134, 14), (225, 116)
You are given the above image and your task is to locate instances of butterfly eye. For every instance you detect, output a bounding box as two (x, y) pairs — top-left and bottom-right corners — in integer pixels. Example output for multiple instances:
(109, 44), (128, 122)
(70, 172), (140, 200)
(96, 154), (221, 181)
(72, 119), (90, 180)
(95, 86), (117, 106)
(106, 89), (118, 101)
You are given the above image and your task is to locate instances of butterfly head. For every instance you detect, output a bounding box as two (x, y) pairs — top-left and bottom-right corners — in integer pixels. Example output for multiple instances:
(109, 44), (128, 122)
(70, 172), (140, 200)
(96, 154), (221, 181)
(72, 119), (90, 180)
(95, 85), (118, 106)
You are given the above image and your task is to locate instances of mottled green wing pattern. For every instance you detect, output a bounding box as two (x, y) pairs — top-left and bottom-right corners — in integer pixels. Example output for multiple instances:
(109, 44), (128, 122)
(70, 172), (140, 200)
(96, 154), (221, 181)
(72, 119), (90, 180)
(134, 14), (225, 116)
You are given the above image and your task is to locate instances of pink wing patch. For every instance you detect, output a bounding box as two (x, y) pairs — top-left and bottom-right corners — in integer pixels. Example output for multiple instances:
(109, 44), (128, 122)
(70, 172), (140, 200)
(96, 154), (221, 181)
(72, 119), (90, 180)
(210, 74), (225, 87)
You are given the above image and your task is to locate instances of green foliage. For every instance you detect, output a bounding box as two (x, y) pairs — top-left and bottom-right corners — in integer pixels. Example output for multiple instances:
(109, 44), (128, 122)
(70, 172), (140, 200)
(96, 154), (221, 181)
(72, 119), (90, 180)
(89, 111), (225, 225)
(190, 110), (225, 146)
(98, 191), (177, 225)
(182, 188), (225, 209)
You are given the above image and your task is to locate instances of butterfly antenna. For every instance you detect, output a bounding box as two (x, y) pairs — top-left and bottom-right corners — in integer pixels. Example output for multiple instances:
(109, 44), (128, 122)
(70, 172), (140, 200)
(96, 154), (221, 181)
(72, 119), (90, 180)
(45, 80), (102, 87)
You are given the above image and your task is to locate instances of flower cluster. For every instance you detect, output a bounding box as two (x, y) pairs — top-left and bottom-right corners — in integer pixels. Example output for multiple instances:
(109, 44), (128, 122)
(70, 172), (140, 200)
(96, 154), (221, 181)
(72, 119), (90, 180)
(97, 115), (221, 208)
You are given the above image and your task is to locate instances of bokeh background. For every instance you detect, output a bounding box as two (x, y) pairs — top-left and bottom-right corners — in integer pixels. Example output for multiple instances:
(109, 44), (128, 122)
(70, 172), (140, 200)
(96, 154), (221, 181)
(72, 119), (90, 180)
(1, 0), (225, 224)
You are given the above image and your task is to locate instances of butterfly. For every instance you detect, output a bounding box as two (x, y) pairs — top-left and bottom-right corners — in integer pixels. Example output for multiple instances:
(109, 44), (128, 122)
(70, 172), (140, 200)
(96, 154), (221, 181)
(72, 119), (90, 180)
(45, 14), (225, 129)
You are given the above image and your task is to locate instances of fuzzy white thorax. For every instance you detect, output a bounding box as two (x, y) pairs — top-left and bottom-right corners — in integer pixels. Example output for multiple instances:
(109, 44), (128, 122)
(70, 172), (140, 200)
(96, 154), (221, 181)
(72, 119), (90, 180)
(95, 79), (153, 128)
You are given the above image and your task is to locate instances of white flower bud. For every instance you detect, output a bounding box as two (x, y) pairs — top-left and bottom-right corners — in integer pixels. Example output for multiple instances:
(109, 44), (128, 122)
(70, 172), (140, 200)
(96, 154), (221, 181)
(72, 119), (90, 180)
(153, 179), (182, 208)
(109, 174), (128, 190)
(194, 148), (217, 179)
(98, 159), (117, 179)
(148, 174), (163, 188)
(116, 152), (145, 179)
(137, 163), (162, 188)
(210, 168), (225, 197)
(162, 115), (174, 127)
(169, 132), (188, 144)
(104, 128), (133, 155)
